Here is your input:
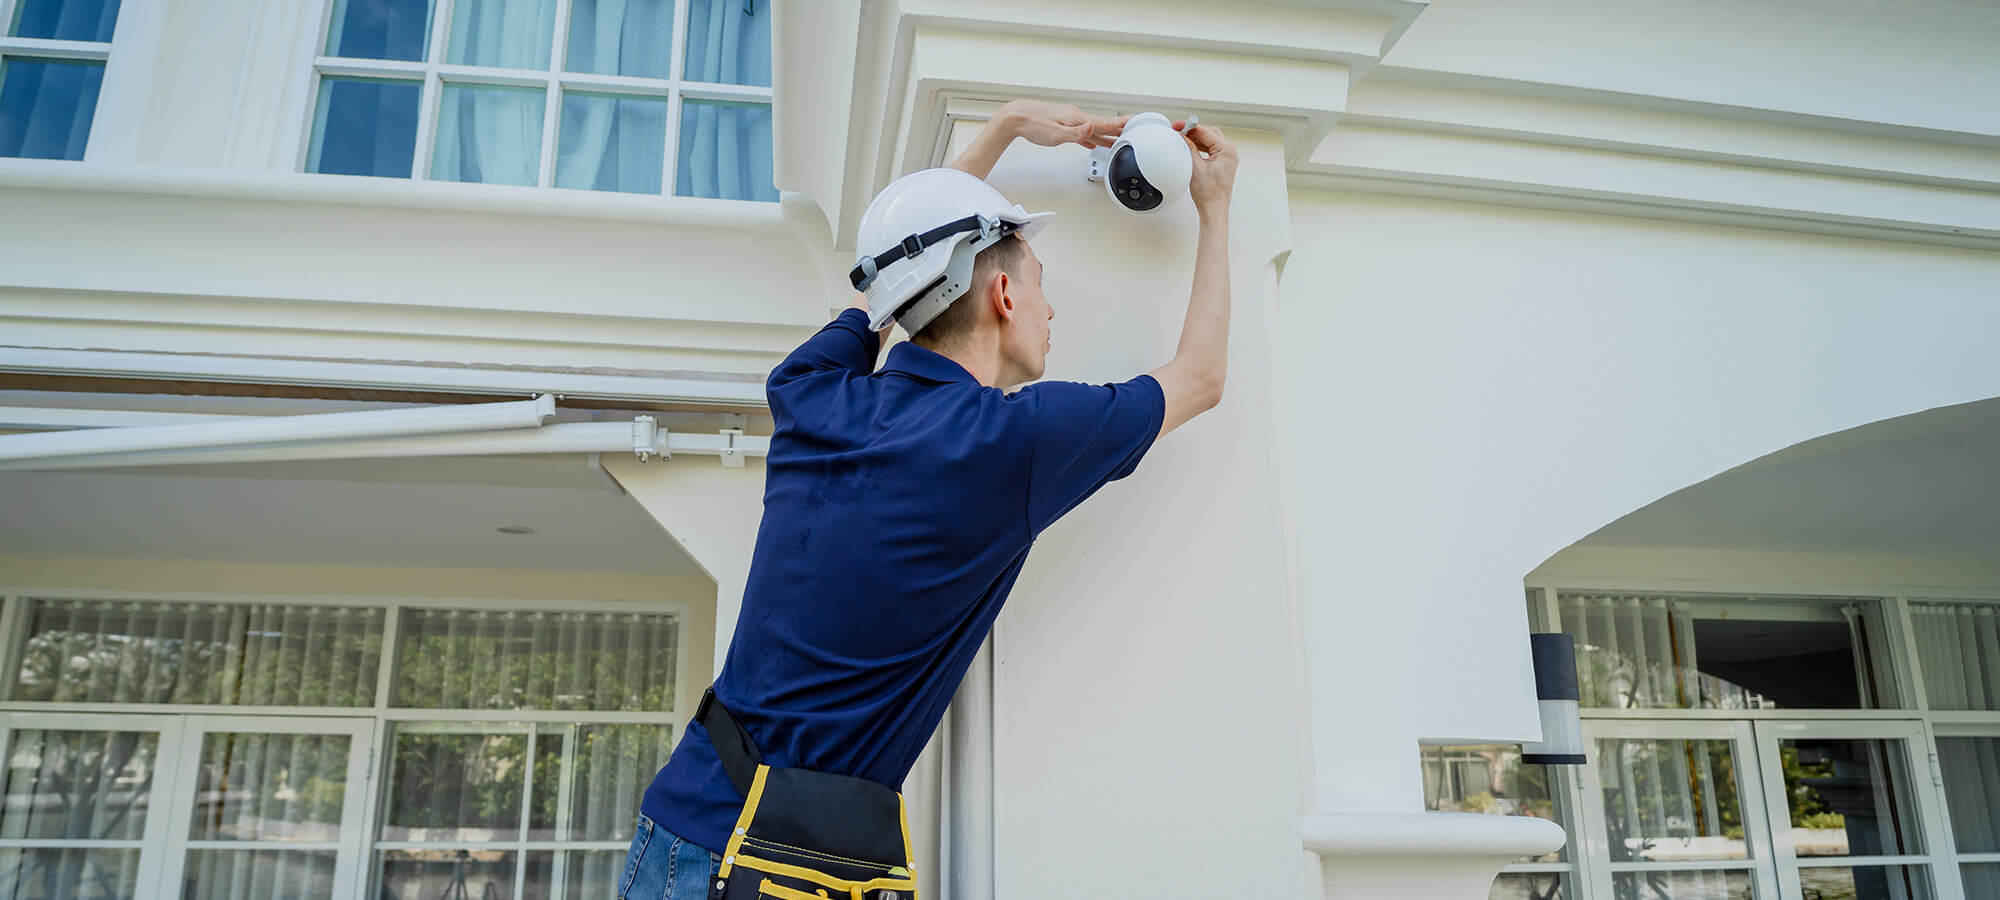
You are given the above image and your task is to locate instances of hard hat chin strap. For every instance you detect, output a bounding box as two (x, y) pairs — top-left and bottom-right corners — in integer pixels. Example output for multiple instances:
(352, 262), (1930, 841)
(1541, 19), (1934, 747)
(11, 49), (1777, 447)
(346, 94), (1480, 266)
(849, 214), (1008, 292)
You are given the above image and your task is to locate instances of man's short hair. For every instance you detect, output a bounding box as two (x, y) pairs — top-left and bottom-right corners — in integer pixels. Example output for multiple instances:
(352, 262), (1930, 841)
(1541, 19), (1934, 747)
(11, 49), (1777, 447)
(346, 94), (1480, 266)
(912, 234), (1026, 347)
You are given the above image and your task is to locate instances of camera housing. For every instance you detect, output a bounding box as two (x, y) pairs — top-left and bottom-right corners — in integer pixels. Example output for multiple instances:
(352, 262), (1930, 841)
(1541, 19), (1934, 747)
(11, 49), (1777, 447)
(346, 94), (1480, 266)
(1086, 112), (1193, 215)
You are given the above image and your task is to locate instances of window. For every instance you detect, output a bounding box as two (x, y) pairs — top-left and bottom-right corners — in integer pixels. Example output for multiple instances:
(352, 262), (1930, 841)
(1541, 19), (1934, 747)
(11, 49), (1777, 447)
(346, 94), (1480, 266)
(1421, 744), (1574, 899)
(0, 0), (120, 160)
(0, 595), (683, 900)
(307, 0), (776, 200)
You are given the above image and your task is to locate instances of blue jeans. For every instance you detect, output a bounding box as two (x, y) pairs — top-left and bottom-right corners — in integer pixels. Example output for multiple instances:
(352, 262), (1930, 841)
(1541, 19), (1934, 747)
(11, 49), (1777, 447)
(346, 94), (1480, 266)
(618, 813), (720, 900)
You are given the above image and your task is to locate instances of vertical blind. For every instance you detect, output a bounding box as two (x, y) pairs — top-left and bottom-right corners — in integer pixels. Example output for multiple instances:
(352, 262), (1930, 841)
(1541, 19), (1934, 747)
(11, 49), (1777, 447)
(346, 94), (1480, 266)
(392, 608), (677, 710)
(1939, 737), (2000, 900)
(1910, 603), (2000, 710)
(11, 599), (383, 706)
(1560, 594), (1779, 709)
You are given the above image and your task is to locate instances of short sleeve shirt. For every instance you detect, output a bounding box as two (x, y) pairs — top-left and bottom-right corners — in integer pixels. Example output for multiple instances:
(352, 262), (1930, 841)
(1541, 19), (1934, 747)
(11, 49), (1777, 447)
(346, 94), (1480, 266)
(642, 309), (1165, 853)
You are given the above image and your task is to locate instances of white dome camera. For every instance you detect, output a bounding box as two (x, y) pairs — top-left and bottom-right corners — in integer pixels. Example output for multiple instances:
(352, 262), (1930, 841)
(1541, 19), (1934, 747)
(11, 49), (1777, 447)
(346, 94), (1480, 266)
(1086, 112), (1194, 215)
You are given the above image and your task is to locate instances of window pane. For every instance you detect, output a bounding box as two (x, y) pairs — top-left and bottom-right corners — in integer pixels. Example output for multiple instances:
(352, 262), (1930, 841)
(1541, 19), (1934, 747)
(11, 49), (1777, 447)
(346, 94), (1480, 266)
(1779, 739), (1922, 857)
(325, 0), (433, 61)
(182, 850), (337, 900)
(1489, 872), (1566, 900)
(1, 730), (158, 840)
(1911, 602), (2000, 710)
(447, 0), (557, 69)
(1420, 744), (1566, 862)
(562, 850), (625, 898)
(378, 850), (516, 899)
(1797, 864), (1933, 900)
(431, 83), (546, 186)
(1937, 737), (2000, 853)
(676, 100), (775, 201)
(527, 727), (563, 840)
(0, 848), (141, 900)
(1964, 863), (2000, 900)
(566, 724), (673, 841)
(1609, 870), (1753, 899)
(0, 58), (103, 161)
(10, 599), (384, 705)
(565, 0), (671, 77)
(380, 727), (527, 841)
(1596, 738), (1750, 862)
(188, 733), (349, 842)
(393, 609), (677, 710)
(683, 0), (770, 87)
(10, 0), (120, 41)
(308, 77), (421, 178)
(555, 92), (665, 193)
(1559, 594), (1891, 710)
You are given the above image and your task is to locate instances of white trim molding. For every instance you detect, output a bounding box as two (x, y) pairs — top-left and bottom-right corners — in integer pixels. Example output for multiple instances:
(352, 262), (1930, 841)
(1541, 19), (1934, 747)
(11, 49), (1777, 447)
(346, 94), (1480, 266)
(1303, 811), (1565, 898)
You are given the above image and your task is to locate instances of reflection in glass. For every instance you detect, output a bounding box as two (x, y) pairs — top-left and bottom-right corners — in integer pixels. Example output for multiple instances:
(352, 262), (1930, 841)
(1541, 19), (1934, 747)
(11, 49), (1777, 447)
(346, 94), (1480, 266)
(683, 0), (770, 86)
(188, 733), (349, 842)
(555, 92), (667, 194)
(1609, 870), (1752, 900)
(182, 850), (338, 900)
(325, 0), (433, 61)
(393, 609), (676, 710)
(10, 0), (121, 41)
(1778, 740), (1920, 858)
(431, 83), (545, 186)
(527, 727), (563, 841)
(0, 730), (157, 840)
(567, 725), (673, 841)
(378, 850), (516, 899)
(563, 849), (626, 899)
(1939, 738), (2000, 853)
(1490, 871), (1565, 900)
(309, 78), (421, 178)
(1797, 864), (1932, 900)
(11, 599), (384, 705)
(1962, 863), (2000, 900)
(0, 58), (104, 160)
(1597, 739), (1748, 862)
(446, 0), (557, 69)
(381, 728), (527, 841)
(565, 0), (672, 78)
(1559, 594), (1891, 710)
(0, 847), (142, 900)
(1911, 603), (2000, 710)
(676, 100), (775, 201)
(1421, 744), (1565, 863)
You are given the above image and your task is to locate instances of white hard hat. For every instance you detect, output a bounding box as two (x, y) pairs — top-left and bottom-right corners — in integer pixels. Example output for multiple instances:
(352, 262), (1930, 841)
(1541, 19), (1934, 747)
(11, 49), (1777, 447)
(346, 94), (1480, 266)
(849, 168), (1054, 335)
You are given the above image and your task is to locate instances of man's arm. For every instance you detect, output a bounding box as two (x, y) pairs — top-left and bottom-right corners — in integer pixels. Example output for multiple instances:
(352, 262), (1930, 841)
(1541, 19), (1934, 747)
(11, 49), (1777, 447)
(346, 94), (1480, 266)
(1148, 124), (1239, 438)
(950, 100), (1127, 181)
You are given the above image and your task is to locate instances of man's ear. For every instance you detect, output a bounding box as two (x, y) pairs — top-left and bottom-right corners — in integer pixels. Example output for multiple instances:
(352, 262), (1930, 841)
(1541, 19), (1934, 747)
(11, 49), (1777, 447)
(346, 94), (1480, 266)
(990, 271), (1013, 321)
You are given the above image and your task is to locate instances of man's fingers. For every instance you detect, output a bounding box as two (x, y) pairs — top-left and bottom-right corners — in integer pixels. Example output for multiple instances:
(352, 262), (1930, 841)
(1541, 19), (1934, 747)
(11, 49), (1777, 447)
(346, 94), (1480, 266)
(1184, 123), (1230, 154)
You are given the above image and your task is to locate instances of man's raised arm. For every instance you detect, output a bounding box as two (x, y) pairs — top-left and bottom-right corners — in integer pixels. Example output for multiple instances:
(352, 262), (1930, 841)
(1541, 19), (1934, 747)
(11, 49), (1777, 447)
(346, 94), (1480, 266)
(949, 100), (1127, 181)
(1148, 123), (1239, 438)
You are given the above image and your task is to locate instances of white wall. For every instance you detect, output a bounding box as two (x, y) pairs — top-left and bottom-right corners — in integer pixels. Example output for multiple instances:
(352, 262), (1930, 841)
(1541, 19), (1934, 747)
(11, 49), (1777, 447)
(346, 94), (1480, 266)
(1279, 189), (2000, 814)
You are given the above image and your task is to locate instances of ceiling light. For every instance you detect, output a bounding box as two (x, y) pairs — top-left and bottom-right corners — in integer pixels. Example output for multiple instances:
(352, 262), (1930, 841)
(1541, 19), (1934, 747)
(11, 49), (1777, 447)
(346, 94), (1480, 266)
(496, 526), (534, 535)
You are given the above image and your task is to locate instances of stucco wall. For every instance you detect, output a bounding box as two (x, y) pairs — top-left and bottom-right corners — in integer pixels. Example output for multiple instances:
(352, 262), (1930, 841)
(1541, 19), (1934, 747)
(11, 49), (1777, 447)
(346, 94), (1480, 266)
(1279, 189), (2000, 815)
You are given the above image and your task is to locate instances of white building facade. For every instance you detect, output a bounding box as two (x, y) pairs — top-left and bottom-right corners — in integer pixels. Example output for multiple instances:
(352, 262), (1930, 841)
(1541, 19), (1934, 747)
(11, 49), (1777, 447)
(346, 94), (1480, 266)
(1, 1), (1997, 899)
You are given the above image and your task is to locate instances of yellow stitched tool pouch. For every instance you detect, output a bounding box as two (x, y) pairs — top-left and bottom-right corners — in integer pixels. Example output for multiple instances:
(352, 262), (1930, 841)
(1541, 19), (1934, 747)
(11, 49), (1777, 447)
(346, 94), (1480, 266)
(713, 765), (918, 900)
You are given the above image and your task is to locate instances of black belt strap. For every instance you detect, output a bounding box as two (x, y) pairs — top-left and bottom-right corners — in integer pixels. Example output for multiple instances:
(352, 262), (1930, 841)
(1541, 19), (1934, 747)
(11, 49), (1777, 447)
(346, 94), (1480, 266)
(696, 687), (762, 797)
(848, 214), (1015, 292)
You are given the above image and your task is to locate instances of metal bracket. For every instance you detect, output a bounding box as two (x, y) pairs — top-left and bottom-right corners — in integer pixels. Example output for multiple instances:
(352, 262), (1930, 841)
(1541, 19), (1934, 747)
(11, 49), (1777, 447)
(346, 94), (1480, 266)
(1085, 146), (1111, 183)
(719, 414), (747, 468)
(631, 416), (661, 462)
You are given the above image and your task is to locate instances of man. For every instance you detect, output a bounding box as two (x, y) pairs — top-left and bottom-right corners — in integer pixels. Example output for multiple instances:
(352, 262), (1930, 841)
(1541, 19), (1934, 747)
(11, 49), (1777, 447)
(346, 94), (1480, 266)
(619, 99), (1238, 900)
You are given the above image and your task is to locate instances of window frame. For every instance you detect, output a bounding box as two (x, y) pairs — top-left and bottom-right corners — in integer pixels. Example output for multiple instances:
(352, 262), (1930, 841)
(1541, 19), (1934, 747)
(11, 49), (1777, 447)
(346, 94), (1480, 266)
(292, 0), (773, 196)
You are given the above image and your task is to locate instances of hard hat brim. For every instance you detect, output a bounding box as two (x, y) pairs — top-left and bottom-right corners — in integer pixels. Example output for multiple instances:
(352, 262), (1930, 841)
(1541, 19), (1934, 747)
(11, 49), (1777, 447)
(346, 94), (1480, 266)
(865, 208), (1055, 333)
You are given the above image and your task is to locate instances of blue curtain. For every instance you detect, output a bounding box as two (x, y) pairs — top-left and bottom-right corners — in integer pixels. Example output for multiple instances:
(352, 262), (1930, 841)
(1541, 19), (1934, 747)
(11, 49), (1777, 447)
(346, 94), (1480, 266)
(683, 0), (770, 86)
(556, 93), (665, 193)
(566, 0), (672, 78)
(432, 83), (544, 185)
(324, 0), (432, 62)
(11, 0), (121, 42)
(675, 0), (773, 200)
(0, 59), (103, 160)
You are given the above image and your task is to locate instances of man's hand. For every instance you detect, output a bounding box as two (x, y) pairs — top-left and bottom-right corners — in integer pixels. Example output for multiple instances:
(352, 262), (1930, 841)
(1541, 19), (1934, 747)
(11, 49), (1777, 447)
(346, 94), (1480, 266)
(950, 100), (1129, 180)
(1176, 122), (1238, 219)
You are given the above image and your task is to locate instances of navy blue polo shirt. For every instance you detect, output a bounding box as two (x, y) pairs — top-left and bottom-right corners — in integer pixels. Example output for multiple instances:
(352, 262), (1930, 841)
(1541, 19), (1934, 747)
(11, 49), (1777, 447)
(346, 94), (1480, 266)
(641, 308), (1164, 853)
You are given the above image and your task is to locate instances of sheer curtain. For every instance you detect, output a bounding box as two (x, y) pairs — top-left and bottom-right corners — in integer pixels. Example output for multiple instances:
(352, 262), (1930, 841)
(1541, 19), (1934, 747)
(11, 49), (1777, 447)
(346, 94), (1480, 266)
(434, 0), (556, 185)
(676, 0), (775, 200)
(1560, 594), (1776, 710)
(11, 599), (382, 706)
(392, 609), (677, 710)
(1939, 738), (2000, 899)
(1910, 603), (2000, 710)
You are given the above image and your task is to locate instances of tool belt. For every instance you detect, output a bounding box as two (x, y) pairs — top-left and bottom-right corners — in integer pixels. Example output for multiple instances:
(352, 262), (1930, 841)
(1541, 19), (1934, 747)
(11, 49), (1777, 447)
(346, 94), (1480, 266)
(698, 688), (920, 900)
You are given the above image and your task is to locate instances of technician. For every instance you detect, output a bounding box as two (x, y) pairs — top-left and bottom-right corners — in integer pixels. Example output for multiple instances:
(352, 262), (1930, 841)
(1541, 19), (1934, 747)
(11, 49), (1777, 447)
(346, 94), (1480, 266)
(620, 99), (1238, 900)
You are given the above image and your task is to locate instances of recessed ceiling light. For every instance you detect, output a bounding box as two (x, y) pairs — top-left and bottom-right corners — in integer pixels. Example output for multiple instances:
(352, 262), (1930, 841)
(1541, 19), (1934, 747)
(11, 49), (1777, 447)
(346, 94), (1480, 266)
(497, 525), (535, 535)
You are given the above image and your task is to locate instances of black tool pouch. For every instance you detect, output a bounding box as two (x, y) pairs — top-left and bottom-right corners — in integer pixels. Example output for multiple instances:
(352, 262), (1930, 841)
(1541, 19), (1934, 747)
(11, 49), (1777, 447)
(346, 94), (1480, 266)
(698, 689), (919, 900)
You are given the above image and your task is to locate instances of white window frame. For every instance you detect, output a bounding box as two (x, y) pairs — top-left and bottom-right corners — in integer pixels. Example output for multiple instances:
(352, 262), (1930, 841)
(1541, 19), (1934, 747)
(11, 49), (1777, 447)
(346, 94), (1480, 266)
(1526, 580), (2000, 900)
(0, 588), (692, 900)
(290, 0), (773, 195)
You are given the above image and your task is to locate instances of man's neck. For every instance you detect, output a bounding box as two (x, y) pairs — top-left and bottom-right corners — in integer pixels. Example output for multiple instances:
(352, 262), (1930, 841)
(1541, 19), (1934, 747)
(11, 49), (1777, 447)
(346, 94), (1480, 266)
(917, 338), (1008, 389)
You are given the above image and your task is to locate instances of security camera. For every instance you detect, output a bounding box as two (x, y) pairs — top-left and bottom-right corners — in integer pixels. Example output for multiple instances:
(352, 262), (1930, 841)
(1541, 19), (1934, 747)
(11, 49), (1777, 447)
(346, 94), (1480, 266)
(1086, 112), (1194, 215)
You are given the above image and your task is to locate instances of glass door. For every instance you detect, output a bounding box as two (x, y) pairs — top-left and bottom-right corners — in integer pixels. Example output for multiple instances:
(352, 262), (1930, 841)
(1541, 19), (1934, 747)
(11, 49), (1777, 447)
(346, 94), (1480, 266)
(157, 716), (374, 900)
(0, 713), (181, 900)
(1579, 719), (1781, 899)
(1749, 721), (1959, 900)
